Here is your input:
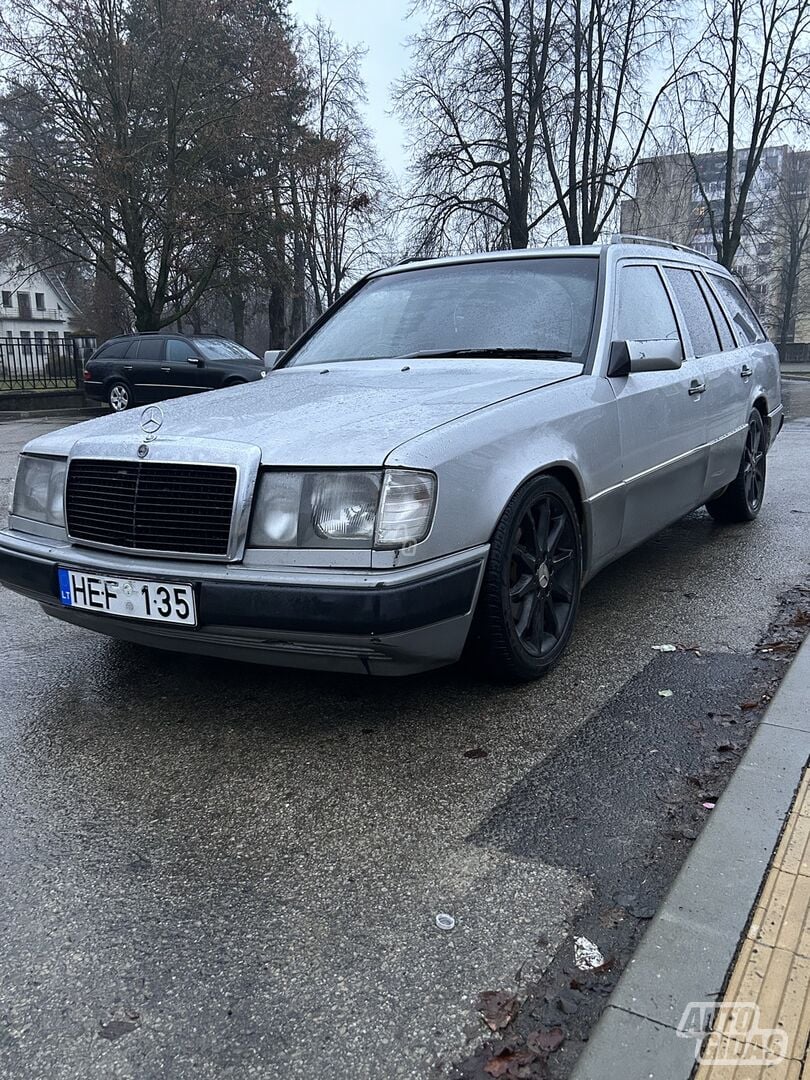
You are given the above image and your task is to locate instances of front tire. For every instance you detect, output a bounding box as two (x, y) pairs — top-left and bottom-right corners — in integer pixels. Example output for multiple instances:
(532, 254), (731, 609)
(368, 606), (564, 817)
(705, 411), (767, 523)
(476, 475), (583, 682)
(107, 380), (133, 412)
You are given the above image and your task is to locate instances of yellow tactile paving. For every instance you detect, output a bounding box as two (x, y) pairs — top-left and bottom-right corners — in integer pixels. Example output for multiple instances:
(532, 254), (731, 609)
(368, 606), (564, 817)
(796, 774), (810, 820)
(750, 870), (810, 956)
(696, 768), (810, 1079)
(698, 1033), (801, 1078)
(773, 810), (810, 878)
(715, 942), (810, 1058)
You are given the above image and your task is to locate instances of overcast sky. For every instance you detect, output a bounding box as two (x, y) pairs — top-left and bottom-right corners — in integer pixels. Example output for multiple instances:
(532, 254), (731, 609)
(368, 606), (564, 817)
(290, 0), (420, 177)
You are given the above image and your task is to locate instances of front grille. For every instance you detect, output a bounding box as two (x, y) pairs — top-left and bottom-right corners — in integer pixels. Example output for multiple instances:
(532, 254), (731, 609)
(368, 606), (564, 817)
(66, 459), (238, 557)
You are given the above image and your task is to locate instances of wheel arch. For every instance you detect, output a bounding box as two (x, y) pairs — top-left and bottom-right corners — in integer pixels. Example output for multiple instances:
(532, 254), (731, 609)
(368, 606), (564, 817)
(494, 461), (590, 576)
(752, 394), (769, 441)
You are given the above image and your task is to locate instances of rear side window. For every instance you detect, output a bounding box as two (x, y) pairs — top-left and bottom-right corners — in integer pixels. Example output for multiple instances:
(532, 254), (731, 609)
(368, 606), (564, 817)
(697, 275), (736, 350)
(710, 277), (766, 344)
(93, 340), (128, 360)
(663, 268), (721, 357)
(615, 265), (680, 342)
(135, 337), (165, 361)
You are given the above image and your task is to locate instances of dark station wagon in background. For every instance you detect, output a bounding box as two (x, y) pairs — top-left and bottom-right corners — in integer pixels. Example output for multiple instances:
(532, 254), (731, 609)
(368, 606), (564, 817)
(83, 333), (267, 411)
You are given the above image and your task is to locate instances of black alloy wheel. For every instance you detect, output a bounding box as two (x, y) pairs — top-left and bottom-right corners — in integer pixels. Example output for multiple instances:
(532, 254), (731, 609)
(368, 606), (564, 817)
(705, 410), (767, 523)
(476, 475), (583, 681)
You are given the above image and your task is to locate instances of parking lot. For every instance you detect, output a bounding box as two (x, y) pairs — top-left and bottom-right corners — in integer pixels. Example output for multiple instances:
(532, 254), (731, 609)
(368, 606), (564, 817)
(2, 382), (810, 1080)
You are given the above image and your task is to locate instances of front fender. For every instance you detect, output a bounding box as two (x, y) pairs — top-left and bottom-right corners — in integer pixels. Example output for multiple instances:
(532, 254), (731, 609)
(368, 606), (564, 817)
(377, 375), (623, 579)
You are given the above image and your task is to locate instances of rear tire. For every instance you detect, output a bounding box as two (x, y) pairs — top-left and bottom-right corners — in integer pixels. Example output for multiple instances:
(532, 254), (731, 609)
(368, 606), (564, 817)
(705, 411), (767, 523)
(475, 475), (583, 682)
(107, 380), (133, 412)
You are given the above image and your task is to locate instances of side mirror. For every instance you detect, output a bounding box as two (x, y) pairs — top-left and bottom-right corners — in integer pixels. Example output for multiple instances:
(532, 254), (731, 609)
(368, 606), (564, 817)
(608, 339), (683, 377)
(264, 349), (285, 370)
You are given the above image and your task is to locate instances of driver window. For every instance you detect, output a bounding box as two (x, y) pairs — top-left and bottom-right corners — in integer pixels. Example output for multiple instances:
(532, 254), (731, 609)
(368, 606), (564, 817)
(166, 339), (193, 362)
(615, 265), (681, 343)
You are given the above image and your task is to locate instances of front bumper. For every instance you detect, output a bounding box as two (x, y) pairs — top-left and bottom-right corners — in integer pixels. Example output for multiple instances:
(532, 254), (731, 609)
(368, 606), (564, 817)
(0, 529), (488, 675)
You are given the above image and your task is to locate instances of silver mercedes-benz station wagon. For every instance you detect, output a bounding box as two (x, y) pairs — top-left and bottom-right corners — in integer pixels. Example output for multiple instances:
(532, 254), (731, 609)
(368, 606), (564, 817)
(0, 238), (782, 679)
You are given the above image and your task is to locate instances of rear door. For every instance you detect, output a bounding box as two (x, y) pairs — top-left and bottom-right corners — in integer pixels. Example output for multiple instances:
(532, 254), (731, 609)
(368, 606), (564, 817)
(609, 262), (708, 548)
(662, 266), (746, 499)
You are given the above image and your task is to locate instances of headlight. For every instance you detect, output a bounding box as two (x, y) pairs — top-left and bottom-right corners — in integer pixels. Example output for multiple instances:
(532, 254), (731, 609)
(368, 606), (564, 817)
(10, 455), (67, 526)
(249, 468), (436, 549)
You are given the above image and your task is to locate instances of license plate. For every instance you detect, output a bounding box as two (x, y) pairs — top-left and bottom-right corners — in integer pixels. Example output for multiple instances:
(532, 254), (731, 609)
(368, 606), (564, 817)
(58, 568), (197, 626)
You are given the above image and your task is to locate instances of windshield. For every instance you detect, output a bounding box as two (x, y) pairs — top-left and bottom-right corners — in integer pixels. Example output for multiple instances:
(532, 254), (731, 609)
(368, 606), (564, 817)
(287, 257), (599, 367)
(194, 338), (259, 361)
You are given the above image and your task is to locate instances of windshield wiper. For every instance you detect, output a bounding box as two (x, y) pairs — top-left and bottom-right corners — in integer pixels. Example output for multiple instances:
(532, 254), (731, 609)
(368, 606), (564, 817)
(398, 347), (574, 360)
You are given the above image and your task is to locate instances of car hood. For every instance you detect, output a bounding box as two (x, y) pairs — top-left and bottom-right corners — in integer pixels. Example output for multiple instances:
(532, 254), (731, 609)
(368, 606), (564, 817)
(25, 357), (583, 465)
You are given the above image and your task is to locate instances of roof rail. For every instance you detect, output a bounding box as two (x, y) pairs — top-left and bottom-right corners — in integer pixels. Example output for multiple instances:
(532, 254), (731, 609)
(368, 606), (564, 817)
(609, 234), (713, 261)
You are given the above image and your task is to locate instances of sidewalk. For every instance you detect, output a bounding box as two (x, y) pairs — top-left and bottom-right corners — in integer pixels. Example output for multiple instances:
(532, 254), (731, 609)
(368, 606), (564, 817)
(696, 767), (810, 1077)
(571, 635), (810, 1080)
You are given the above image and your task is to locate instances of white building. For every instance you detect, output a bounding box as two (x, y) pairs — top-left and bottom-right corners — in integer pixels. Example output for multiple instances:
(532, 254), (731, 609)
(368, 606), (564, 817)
(0, 261), (83, 350)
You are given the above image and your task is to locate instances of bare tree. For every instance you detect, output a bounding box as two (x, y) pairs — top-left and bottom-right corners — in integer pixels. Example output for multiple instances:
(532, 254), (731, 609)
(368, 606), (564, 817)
(396, 0), (679, 253)
(672, 0), (810, 269)
(542, 0), (681, 244)
(395, 0), (556, 253)
(298, 19), (392, 316)
(0, 0), (300, 331)
(765, 150), (810, 347)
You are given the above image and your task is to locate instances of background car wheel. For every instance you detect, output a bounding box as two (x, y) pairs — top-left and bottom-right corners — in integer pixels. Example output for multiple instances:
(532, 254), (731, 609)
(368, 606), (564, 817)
(705, 410), (767, 524)
(475, 475), (583, 682)
(223, 377), (247, 388)
(107, 380), (133, 412)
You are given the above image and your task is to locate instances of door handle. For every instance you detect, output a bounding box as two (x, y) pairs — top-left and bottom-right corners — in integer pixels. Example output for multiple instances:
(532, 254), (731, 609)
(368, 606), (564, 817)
(160, 366), (171, 372)
(688, 379), (707, 396)
(740, 364), (753, 379)
(123, 364), (133, 371)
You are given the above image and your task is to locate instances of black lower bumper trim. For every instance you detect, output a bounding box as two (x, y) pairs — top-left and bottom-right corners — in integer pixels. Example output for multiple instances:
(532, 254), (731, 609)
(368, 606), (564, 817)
(0, 547), (57, 597)
(0, 544), (482, 637)
(200, 563), (482, 635)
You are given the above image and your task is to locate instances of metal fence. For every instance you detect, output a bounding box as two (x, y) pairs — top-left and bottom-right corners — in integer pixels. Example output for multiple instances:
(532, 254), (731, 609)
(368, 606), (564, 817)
(779, 343), (810, 365)
(0, 336), (85, 391)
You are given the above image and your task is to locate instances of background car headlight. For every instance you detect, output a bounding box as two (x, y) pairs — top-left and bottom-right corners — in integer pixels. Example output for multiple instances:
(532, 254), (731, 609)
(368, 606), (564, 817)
(11, 455), (67, 526)
(249, 468), (436, 549)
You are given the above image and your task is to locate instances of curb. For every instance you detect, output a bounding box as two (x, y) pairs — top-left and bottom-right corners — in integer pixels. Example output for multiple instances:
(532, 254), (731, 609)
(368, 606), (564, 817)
(570, 635), (810, 1080)
(0, 408), (106, 422)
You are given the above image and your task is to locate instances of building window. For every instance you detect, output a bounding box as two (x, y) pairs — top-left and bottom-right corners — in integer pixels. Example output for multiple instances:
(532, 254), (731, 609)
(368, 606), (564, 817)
(1, 291), (12, 308)
(19, 330), (32, 357)
(35, 292), (45, 311)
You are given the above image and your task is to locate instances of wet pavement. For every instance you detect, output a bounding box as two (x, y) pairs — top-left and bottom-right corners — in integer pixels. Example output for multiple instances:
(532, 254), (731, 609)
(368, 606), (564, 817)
(1, 383), (809, 1080)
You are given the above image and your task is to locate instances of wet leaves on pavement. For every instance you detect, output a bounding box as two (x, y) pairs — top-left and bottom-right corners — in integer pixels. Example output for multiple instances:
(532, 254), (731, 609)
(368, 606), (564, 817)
(98, 1018), (139, 1041)
(478, 990), (519, 1032)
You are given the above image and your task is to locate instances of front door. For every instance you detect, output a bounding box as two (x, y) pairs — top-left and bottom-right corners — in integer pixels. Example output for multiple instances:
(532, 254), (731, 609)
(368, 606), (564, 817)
(609, 262), (709, 549)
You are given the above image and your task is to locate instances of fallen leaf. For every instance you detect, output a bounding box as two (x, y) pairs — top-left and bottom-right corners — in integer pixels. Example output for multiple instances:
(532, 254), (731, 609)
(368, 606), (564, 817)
(792, 610), (810, 627)
(739, 699), (761, 710)
(651, 644), (677, 652)
(483, 1048), (533, 1077)
(464, 747), (488, 759)
(702, 801), (716, 809)
(658, 689), (674, 698)
(528, 1026), (565, 1053)
(598, 906), (627, 928)
(98, 1019), (139, 1041)
(478, 990), (519, 1032)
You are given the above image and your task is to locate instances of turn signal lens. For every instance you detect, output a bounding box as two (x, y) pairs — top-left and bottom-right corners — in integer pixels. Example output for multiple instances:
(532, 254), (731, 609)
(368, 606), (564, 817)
(375, 470), (436, 548)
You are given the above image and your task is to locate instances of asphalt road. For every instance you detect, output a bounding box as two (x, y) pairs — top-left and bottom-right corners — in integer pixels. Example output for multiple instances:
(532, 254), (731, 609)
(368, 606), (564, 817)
(1, 384), (809, 1080)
